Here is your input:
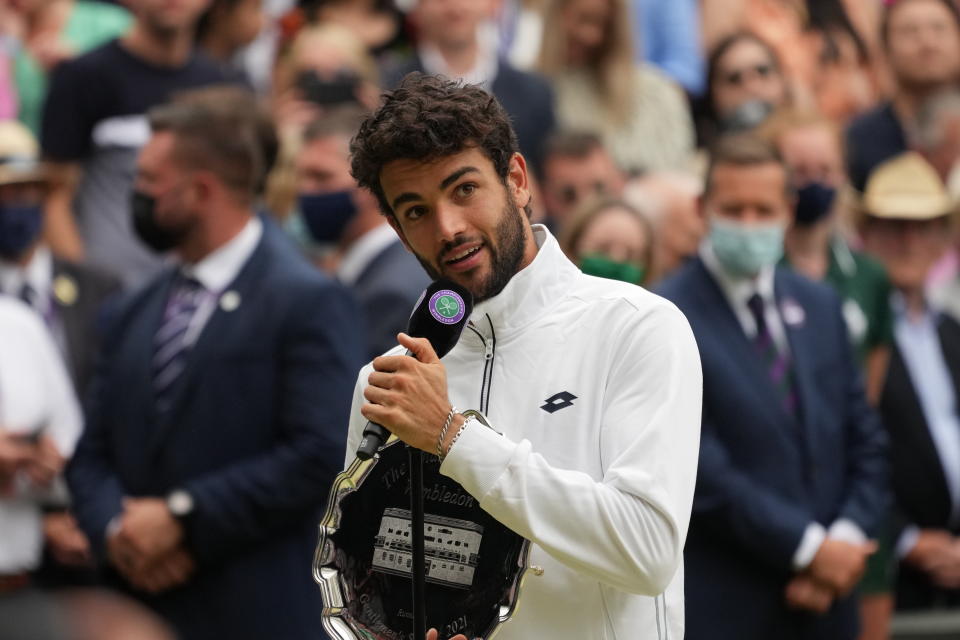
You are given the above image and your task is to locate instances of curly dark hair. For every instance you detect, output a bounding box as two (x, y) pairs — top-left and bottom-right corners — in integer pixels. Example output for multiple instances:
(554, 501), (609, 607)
(350, 72), (520, 217)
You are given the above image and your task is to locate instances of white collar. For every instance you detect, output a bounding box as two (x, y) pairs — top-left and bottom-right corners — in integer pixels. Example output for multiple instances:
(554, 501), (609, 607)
(699, 240), (776, 307)
(0, 246), (53, 303)
(337, 223), (401, 286)
(419, 26), (500, 89)
(470, 224), (579, 337)
(182, 217), (262, 292)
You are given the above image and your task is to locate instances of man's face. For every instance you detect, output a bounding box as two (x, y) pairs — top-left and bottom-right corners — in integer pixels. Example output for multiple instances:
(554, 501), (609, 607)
(414, 0), (490, 51)
(379, 147), (535, 302)
(777, 125), (845, 188)
(296, 135), (354, 194)
(703, 162), (793, 228)
(131, 0), (212, 35)
(887, 0), (960, 90)
(134, 131), (198, 237)
(542, 148), (625, 226)
(863, 216), (950, 290)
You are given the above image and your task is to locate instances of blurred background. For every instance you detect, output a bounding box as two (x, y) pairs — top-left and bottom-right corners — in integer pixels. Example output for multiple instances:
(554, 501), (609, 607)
(1, 0), (960, 638)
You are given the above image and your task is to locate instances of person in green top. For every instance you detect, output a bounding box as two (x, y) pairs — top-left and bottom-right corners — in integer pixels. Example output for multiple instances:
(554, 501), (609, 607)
(763, 108), (897, 640)
(12, 0), (131, 135)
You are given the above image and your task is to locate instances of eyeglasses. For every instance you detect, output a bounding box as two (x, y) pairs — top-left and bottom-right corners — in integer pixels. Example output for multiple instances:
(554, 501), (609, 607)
(720, 63), (776, 86)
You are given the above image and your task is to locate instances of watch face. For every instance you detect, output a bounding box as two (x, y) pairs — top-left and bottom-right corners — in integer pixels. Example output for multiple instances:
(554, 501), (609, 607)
(169, 491), (193, 516)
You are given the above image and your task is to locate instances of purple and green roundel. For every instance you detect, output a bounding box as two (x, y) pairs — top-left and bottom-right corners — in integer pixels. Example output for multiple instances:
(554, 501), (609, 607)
(429, 290), (466, 325)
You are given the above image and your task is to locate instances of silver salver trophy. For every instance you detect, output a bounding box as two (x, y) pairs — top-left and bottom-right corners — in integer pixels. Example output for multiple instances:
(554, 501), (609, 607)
(314, 281), (532, 640)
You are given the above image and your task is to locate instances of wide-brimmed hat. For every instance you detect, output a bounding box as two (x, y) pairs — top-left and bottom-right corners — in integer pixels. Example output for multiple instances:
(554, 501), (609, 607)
(862, 151), (955, 221)
(0, 120), (47, 185)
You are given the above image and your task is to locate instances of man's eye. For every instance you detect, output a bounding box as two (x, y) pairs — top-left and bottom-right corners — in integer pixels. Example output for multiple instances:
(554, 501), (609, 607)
(406, 206), (427, 220)
(456, 183), (476, 197)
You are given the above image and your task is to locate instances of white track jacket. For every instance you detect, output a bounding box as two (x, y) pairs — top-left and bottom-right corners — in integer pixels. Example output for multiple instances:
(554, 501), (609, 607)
(345, 225), (702, 639)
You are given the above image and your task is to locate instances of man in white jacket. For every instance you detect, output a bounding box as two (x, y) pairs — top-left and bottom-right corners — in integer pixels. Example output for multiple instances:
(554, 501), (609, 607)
(344, 72), (703, 640)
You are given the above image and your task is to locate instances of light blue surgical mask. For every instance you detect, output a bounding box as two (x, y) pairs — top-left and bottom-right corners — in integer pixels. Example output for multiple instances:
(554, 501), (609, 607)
(709, 217), (785, 278)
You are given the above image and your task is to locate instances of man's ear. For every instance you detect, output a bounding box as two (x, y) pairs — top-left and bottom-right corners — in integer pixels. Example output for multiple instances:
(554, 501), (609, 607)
(507, 152), (531, 211)
(386, 213), (414, 254)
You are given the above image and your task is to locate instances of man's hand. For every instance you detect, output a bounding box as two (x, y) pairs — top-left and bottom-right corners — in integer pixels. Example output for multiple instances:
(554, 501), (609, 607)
(807, 538), (877, 596)
(0, 432), (34, 490)
(426, 629), (469, 640)
(112, 498), (184, 569)
(785, 574), (834, 614)
(362, 333), (453, 453)
(24, 435), (65, 488)
(905, 530), (960, 589)
(124, 549), (195, 594)
(44, 511), (92, 567)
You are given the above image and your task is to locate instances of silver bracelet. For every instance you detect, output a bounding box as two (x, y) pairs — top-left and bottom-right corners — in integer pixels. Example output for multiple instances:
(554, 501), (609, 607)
(436, 406), (458, 459)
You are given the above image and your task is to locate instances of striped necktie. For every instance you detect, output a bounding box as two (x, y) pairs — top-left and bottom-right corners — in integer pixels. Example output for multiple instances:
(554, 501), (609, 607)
(153, 277), (205, 413)
(747, 293), (798, 415)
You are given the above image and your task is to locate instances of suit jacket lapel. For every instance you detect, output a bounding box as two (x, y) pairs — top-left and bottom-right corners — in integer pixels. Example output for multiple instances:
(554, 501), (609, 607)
(693, 259), (801, 434)
(148, 231), (270, 452)
(774, 271), (817, 456)
(52, 260), (86, 384)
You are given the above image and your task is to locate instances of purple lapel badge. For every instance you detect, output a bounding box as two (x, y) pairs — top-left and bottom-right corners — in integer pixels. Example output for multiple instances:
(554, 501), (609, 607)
(780, 298), (806, 327)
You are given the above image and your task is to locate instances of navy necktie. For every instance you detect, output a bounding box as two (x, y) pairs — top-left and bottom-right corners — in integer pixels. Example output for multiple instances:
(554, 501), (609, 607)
(747, 293), (798, 415)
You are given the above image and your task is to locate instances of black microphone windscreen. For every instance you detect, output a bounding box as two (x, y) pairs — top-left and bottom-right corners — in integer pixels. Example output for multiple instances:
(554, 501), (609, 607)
(407, 280), (474, 359)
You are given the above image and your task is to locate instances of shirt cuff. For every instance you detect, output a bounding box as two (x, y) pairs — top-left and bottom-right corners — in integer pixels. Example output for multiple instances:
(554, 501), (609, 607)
(828, 518), (867, 545)
(793, 522), (827, 571)
(439, 418), (517, 503)
(896, 525), (920, 559)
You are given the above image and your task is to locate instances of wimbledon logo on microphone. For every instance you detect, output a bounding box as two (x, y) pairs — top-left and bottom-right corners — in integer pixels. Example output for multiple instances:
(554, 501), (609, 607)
(429, 290), (466, 325)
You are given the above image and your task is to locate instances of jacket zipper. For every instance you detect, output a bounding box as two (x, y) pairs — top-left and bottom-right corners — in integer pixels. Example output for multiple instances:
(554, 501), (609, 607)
(467, 314), (497, 413)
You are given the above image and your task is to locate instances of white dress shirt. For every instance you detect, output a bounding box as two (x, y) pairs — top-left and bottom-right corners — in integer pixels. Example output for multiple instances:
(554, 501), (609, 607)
(0, 297), (82, 573)
(178, 217), (262, 347)
(699, 242), (866, 569)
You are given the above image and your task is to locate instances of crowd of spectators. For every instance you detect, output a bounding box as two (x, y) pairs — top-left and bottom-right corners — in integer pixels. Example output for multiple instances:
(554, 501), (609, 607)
(0, 0), (960, 638)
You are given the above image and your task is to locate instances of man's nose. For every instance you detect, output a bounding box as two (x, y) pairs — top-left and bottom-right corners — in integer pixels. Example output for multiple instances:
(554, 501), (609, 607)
(434, 202), (469, 243)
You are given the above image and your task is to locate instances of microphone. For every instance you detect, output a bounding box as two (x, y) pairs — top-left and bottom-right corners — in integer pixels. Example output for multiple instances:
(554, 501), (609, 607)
(355, 279), (474, 460)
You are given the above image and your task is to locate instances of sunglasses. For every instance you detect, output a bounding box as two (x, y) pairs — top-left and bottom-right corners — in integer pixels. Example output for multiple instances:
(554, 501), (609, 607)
(721, 63), (776, 86)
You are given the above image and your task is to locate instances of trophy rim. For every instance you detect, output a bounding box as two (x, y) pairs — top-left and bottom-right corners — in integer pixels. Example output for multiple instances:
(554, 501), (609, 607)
(313, 436), (533, 640)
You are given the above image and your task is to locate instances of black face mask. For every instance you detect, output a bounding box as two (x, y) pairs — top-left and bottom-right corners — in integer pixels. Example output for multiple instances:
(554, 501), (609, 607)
(130, 190), (187, 253)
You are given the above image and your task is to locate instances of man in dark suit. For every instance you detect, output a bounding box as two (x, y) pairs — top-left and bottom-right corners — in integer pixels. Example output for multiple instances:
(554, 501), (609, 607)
(657, 135), (887, 639)
(66, 90), (364, 639)
(860, 152), (960, 610)
(383, 0), (555, 173)
(293, 111), (429, 360)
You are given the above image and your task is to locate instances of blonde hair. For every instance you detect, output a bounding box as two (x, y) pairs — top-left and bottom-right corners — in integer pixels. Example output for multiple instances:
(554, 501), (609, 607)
(537, 0), (636, 123)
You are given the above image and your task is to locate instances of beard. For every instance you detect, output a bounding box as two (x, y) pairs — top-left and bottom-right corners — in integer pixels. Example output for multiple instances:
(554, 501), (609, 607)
(412, 196), (528, 303)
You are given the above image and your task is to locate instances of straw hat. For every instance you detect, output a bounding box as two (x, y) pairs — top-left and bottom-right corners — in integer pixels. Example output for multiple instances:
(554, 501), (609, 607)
(0, 120), (47, 185)
(862, 151), (955, 220)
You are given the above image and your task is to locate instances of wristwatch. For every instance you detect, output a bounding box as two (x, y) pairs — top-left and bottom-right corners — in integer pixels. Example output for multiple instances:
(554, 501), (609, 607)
(166, 489), (195, 522)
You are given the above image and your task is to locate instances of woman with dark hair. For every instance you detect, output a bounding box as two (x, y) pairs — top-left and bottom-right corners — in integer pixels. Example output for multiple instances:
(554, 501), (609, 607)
(701, 0), (881, 123)
(698, 31), (789, 146)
